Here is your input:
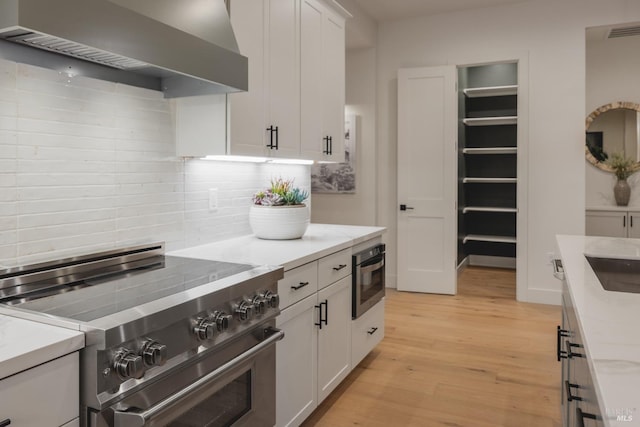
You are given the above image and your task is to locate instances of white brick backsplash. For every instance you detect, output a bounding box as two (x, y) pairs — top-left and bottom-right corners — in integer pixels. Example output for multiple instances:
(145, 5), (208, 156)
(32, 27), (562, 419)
(0, 60), (311, 267)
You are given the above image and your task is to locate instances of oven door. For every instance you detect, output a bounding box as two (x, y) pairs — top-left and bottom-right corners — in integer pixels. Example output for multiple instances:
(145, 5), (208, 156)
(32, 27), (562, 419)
(353, 250), (385, 319)
(95, 326), (283, 427)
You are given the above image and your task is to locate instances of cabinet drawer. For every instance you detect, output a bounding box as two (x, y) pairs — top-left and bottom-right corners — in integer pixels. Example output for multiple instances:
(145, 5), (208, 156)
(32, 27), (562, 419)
(278, 261), (318, 309)
(351, 299), (385, 368)
(318, 248), (351, 289)
(0, 352), (79, 427)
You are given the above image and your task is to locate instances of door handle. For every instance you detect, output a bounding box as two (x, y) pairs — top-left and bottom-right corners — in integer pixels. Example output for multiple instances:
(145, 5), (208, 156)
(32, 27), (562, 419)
(0, 419), (11, 427)
(400, 204), (414, 211)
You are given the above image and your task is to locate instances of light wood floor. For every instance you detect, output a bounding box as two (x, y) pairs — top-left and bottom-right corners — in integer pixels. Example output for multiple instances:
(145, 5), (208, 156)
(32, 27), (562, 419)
(301, 267), (562, 427)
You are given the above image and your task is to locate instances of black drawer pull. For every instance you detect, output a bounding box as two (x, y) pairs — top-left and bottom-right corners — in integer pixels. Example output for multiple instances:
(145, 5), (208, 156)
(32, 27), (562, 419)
(576, 407), (597, 427)
(557, 326), (569, 361)
(333, 264), (347, 271)
(0, 419), (11, 427)
(566, 340), (584, 358)
(291, 281), (310, 290)
(367, 327), (378, 335)
(565, 380), (582, 402)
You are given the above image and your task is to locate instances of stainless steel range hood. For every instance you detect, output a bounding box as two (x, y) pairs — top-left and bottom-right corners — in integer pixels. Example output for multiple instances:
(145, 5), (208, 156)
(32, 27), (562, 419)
(0, 0), (248, 97)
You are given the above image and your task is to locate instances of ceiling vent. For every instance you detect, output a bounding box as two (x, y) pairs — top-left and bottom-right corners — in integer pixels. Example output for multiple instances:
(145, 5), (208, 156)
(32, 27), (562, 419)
(608, 25), (640, 39)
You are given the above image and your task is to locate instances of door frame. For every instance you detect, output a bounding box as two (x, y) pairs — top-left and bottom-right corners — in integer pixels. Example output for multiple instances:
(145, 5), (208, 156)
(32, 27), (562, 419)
(450, 50), (530, 302)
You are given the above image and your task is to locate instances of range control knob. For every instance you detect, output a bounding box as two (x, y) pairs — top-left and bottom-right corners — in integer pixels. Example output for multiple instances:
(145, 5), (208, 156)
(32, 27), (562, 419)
(262, 291), (280, 309)
(251, 296), (267, 315)
(113, 349), (145, 379)
(194, 317), (215, 341)
(235, 301), (254, 322)
(213, 311), (232, 332)
(141, 340), (168, 367)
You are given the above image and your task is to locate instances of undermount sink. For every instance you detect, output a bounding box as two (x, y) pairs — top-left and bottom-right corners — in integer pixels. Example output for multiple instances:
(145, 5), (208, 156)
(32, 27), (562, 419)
(585, 255), (640, 293)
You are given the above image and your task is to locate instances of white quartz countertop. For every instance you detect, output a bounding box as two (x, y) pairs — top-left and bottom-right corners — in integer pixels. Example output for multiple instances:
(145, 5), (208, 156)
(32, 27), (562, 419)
(169, 223), (386, 271)
(556, 235), (640, 426)
(586, 205), (640, 212)
(0, 315), (84, 380)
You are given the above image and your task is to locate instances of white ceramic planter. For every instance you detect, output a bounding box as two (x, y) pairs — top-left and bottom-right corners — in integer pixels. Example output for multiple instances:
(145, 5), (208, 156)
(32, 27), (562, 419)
(249, 204), (310, 240)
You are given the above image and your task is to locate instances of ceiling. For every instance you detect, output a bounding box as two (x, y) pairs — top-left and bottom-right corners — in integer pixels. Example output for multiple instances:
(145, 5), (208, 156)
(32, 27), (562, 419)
(349, 0), (533, 23)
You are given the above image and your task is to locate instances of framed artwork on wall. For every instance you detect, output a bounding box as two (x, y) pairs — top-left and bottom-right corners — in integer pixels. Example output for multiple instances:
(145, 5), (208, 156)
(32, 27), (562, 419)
(311, 114), (357, 193)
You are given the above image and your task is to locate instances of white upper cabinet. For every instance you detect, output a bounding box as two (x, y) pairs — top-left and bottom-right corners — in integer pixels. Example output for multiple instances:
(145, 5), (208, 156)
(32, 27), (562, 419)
(300, 0), (346, 162)
(229, 0), (300, 158)
(176, 0), (348, 160)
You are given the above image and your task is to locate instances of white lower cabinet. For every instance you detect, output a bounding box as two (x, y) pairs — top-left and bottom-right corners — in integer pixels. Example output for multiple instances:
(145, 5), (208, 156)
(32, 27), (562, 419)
(276, 294), (318, 427)
(276, 277), (351, 427)
(585, 209), (640, 238)
(0, 352), (79, 427)
(351, 299), (385, 368)
(316, 276), (352, 403)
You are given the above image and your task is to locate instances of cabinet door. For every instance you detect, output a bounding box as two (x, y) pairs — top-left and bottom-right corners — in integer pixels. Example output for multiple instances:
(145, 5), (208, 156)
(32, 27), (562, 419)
(351, 299), (385, 368)
(628, 211), (640, 238)
(317, 275), (351, 403)
(320, 9), (345, 162)
(276, 295), (318, 427)
(229, 0), (268, 156)
(266, 0), (301, 159)
(585, 210), (627, 237)
(299, 0), (325, 160)
(0, 353), (79, 427)
(300, 0), (345, 162)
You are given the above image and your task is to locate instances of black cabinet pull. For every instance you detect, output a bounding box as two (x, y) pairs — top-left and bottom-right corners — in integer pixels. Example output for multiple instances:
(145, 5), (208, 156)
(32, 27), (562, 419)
(565, 380), (582, 402)
(333, 264), (347, 271)
(291, 281), (309, 290)
(274, 126), (279, 150)
(576, 407), (597, 427)
(367, 327), (378, 335)
(315, 300), (328, 329)
(624, 215), (626, 228)
(328, 136), (333, 155)
(0, 419), (11, 427)
(400, 204), (414, 211)
(266, 125), (279, 149)
(566, 340), (584, 358)
(632, 216), (635, 228)
(322, 300), (328, 326)
(556, 326), (569, 361)
(323, 136), (330, 154)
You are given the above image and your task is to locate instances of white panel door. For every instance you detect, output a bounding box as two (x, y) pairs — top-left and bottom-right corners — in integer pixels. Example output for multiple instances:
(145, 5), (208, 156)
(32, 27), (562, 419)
(397, 66), (457, 295)
(267, 0), (300, 159)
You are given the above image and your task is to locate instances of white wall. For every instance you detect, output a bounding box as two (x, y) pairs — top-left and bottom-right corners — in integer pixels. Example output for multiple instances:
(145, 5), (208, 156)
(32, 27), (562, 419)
(586, 34), (640, 208)
(311, 47), (378, 226)
(374, 0), (640, 303)
(0, 59), (310, 267)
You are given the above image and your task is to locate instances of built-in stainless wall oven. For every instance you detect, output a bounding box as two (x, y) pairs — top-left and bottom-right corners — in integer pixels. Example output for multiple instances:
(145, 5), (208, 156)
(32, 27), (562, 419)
(352, 243), (385, 319)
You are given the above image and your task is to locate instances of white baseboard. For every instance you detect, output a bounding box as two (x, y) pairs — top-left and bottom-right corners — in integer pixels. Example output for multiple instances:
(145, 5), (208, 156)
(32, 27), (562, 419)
(469, 255), (516, 269)
(521, 287), (561, 305)
(456, 256), (469, 273)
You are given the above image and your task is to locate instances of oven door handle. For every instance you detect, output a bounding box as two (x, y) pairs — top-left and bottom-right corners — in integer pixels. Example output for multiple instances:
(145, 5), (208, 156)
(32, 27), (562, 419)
(359, 259), (384, 275)
(113, 327), (284, 427)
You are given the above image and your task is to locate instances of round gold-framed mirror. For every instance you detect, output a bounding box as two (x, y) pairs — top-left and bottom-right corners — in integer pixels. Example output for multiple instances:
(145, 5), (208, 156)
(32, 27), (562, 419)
(585, 101), (640, 172)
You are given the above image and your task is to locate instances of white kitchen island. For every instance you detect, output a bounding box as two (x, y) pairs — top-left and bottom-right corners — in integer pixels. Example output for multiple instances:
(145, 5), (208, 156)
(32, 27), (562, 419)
(556, 235), (640, 427)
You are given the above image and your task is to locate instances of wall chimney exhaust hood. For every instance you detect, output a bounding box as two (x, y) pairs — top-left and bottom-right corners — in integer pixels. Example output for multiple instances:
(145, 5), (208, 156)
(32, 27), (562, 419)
(0, 0), (248, 97)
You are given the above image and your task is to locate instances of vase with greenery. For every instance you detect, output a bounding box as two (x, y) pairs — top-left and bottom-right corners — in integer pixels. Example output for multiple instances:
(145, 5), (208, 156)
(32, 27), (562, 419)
(250, 178), (310, 239)
(605, 153), (637, 206)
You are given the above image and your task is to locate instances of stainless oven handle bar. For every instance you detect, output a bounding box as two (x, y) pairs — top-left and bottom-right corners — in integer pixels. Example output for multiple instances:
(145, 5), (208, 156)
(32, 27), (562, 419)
(359, 260), (384, 275)
(113, 327), (284, 427)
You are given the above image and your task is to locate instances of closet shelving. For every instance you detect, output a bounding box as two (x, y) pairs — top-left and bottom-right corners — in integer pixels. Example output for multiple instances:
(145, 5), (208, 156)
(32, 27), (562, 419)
(459, 68), (518, 265)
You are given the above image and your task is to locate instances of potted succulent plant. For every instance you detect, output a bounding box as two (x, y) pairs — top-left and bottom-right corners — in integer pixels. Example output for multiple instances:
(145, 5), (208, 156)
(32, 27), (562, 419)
(605, 152), (638, 206)
(250, 177), (310, 239)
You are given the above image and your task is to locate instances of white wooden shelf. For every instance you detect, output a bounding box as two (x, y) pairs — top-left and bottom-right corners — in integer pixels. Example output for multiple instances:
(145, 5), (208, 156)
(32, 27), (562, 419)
(463, 85), (518, 98)
(462, 147), (517, 155)
(462, 116), (517, 126)
(463, 234), (517, 244)
(463, 207), (517, 214)
(463, 177), (517, 184)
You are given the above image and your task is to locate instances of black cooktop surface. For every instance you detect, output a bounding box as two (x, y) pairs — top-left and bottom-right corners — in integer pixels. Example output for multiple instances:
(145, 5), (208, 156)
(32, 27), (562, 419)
(3, 256), (254, 322)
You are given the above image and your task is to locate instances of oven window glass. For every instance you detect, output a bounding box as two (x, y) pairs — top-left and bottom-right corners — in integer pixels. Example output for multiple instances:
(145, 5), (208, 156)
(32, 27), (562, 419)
(168, 370), (252, 427)
(359, 257), (384, 305)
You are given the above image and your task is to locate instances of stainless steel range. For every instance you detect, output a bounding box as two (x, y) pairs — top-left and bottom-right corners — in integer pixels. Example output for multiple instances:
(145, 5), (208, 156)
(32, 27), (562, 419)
(0, 243), (284, 427)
